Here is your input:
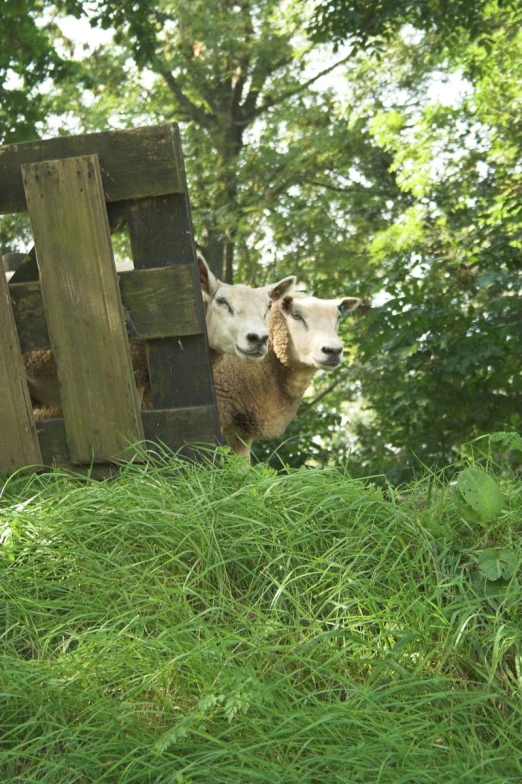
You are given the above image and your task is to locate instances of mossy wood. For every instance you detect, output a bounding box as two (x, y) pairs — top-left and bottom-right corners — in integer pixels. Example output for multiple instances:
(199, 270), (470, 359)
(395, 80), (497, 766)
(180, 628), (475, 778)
(22, 155), (145, 464)
(0, 123), (221, 474)
(0, 261), (43, 472)
(0, 124), (183, 215)
(36, 407), (219, 465)
(126, 193), (217, 411)
(10, 266), (202, 351)
(125, 126), (221, 438)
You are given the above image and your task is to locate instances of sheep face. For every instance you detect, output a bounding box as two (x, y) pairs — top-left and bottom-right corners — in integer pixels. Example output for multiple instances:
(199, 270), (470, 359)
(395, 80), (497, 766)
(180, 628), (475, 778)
(278, 295), (361, 370)
(199, 253), (295, 362)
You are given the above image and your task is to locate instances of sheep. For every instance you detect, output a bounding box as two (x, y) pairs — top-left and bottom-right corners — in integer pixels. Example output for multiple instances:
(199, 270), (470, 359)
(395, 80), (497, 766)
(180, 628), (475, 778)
(197, 254), (296, 364)
(24, 254), (296, 415)
(212, 292), (361, 458)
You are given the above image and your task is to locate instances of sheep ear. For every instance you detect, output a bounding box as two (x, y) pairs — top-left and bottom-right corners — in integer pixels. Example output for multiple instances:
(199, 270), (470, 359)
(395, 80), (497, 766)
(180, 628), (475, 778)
(198, 252), (219, 298)
(338, 297), (361, 319)
(281, 295), (294, 313)
(268, 275), (297, 301)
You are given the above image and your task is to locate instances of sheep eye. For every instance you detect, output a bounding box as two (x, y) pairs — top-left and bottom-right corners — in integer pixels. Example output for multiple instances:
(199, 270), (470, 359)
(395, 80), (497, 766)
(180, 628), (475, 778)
(292, 311), (304, 322)
(216, 297), (233, 314)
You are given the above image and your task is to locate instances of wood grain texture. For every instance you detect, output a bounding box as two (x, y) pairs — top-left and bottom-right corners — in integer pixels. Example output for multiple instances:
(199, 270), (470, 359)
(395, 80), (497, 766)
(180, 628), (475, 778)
(125, 126), (222, 447)
(36, 408), (218, 469)
(22, 154), (144, 463)
(0, 259), (43, 473)
(146, 335), (215, 408)
(118, 266), (202, 339)
(1, 124), (183, 215)
(10, 266), (203, 351)
(126, 193), (195, 268)
(142, 406), (221, 449)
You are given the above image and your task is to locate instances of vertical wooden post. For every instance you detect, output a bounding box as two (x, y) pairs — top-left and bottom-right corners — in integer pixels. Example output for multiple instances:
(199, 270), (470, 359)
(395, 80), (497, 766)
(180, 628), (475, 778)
(126, 125), (222, 448)
(0, 260), (42, 472)
(22, 155), (144, 463)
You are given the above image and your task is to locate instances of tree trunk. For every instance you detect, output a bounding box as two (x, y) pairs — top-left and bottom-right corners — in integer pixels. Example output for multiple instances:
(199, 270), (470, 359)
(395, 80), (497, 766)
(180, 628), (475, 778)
(201, 128), (242, 283)
(203, 230), (234, 283)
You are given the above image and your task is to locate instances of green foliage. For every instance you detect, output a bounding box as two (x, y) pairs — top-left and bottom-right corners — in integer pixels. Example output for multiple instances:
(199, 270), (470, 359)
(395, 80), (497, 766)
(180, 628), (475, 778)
(472, 547), (520, 608)
(477, 547), (517, 581)
(457, 468), (505, 521)
(0, 0), (80, 143)
(328, 11), (522, 478)
(1, 456), (522, 781)
(309, 0), (522, 55)
(489, 431), (522, 453)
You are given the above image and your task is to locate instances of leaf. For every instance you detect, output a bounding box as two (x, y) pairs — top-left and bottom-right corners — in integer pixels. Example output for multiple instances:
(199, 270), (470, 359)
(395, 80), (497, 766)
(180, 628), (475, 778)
(456, 468), (505, 521)
(478, 548), (517, 581)
(489, 431), (522, 453)
(471, 572), (520, 608)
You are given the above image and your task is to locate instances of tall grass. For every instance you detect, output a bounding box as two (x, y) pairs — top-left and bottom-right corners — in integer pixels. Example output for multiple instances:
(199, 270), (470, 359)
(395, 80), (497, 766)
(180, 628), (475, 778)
(1, 451), (521, 783)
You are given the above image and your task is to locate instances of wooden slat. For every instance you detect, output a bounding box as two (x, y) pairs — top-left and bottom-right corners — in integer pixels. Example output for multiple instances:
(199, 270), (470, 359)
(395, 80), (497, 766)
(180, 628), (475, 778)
(35, 419), (121, 475)
(10, 266), (203, 351)
(125, 128), (222, 447)
(36, 407), (218, 468)
(145, 336), (215, 408)
(9, 202), (128, 284)
(36, 417), (134, 473)
(8, 248), (37, 283)
(143, 406), (220, 448)
(1, 124), (183, 215)
(35, 418), (69, 467)
(0, 260), (42, 472)
(127, 193), (194, 268)
(2, 252), (26, 272)
(8, 281), (50, 350)
(22, 154), (144, 464)
(119, 266), (202, 338)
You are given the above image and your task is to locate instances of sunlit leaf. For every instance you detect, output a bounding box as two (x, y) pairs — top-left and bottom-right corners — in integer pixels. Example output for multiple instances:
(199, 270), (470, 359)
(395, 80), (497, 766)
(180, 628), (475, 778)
(457, 468), (505, 521)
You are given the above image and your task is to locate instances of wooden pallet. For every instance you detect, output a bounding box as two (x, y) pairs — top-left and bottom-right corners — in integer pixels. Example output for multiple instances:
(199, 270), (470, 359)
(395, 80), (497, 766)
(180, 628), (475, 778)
(0, 124), (222, 474)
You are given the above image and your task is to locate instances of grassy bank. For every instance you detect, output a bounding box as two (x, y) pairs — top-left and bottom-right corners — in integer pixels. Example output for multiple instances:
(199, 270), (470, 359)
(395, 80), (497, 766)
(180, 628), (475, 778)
(1, 451), (521, 783)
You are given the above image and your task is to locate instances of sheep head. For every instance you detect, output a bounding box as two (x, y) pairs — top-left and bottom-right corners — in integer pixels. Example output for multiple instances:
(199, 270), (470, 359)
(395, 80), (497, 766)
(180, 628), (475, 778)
(198, 253), (295, 362)
(273, 294), (361, 370)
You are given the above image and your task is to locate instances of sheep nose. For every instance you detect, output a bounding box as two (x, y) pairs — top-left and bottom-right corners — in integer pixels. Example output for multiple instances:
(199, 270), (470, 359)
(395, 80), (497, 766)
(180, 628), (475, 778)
(247, 333), (269, 346)
(322, 346), (343, 357)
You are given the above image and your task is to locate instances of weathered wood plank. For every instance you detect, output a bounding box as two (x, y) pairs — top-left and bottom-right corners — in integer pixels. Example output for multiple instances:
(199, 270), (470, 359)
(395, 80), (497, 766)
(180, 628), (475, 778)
(36, 418), (133, 475)
(1, 252), (26, 272)
(1, 124), (183, 215)
(146, 335), (216, 408)
(8, 247), (37, 283)
(127, 193), (195, 268)
(8, 281), (50, 350)
(35, 417), (69, 467)
(0, 260), (43, 473)
(126, 126), (222, 446)
(9, 202), (129, 284)
(118, 266), (202, 339)
(10, 266), (203, 351)
(142, 406), (221, 448)
(22, 154), (144, 464)
(36, 406), (218, 466)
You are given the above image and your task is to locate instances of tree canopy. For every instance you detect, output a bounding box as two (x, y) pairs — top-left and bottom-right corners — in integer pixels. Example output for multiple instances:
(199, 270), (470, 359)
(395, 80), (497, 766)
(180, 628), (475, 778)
(308, 0), (522, 55)
(1, 1), (64, 142)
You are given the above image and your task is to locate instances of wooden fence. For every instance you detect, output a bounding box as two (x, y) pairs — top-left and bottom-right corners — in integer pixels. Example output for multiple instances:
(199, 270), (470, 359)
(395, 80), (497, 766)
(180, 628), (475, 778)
(0, 123), (222, 474)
